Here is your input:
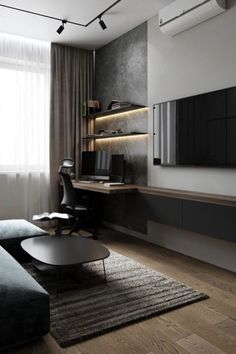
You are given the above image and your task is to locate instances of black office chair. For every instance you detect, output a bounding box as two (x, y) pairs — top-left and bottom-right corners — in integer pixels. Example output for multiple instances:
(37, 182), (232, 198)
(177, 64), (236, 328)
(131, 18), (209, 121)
(59, 158), (98, 238)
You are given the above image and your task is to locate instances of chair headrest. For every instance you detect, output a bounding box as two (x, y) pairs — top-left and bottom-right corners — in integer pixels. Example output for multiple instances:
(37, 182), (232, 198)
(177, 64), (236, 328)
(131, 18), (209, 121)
(58, 158), (74, 174)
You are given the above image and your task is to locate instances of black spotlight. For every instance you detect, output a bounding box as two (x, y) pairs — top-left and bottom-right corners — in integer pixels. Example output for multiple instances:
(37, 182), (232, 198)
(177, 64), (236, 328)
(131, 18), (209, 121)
(99, 16), (107, 30)
(57, 20), (67, 34)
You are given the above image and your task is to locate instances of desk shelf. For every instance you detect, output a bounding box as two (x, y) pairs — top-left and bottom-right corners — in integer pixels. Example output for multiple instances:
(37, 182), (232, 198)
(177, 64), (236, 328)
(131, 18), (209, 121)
(81, 102), (148, 182)
(83, 132), (147, 140)
(83, 104), (146, 119)
(73, 181), (138, 194)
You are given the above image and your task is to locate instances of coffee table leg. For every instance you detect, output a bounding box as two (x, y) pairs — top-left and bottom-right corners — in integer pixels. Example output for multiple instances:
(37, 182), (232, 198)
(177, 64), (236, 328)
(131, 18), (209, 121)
(102, 259), (107, 282)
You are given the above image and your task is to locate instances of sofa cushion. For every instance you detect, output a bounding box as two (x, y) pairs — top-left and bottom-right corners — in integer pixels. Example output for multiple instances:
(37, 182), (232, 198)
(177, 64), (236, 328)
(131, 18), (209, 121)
(0, 219), (48, 261)
(0, 246), (50, 351)
(0, 219), (48, 240)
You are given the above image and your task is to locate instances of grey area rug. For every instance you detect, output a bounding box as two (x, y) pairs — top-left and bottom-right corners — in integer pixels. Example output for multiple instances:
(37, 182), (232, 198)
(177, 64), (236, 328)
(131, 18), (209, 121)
(24, 251), (208, 348)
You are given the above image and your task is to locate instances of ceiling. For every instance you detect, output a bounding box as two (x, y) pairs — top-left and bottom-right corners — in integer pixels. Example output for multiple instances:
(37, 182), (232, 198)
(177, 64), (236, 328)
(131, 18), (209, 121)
(0, 0), (174, 49)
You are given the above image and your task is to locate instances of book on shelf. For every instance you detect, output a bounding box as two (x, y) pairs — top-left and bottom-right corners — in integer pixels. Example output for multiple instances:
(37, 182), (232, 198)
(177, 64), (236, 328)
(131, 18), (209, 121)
(32, 212), (70, 221)
(111, 102), (131, 110)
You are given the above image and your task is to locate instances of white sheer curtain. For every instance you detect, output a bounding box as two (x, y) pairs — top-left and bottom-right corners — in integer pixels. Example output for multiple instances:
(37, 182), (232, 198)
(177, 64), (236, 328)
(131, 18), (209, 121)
(0, 33), (50, 220)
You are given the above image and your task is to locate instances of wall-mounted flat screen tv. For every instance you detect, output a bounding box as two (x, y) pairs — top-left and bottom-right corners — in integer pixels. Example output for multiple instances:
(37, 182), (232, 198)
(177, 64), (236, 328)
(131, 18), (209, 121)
(153, 86), (236, 167)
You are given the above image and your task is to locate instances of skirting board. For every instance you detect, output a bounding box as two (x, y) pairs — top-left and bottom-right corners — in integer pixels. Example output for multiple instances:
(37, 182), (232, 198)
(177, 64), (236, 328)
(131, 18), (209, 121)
(103, 221), (236, 273)
(103, 221), (147, 240)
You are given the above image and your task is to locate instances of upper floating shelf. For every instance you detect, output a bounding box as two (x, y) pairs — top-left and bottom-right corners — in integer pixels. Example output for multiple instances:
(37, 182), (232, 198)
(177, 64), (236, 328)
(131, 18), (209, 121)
(83, 104), (147, 119)
(83, 132), (147, 140)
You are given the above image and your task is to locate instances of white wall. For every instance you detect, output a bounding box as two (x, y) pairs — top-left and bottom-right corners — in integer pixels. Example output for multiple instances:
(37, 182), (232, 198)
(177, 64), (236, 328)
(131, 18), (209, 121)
(148, 0), (236, 196)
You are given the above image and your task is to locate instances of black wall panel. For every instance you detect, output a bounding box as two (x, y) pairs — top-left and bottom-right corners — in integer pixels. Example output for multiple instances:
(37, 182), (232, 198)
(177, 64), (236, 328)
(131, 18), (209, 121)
(143, 195), (182, 228)
(103, 193), (182, 234)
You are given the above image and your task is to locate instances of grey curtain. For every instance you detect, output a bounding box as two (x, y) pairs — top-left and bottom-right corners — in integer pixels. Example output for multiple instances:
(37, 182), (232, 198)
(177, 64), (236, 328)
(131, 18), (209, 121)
(50, 43), (93, 210)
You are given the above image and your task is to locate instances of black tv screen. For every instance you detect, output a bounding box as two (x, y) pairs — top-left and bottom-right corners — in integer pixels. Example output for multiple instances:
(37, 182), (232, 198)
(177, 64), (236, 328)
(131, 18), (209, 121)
(153, 86), (236, 167)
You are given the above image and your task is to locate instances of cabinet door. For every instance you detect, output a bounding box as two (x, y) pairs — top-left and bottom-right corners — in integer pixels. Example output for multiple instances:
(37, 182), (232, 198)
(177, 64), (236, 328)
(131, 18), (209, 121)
(227, 86), (236, 117)
(103, 193), (182, 233)
(144, 195), (182, 228)
(182, 200), (236, 243)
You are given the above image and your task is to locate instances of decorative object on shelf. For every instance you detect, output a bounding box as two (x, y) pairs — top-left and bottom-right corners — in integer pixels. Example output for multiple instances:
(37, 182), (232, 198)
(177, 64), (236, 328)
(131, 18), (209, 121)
(112, 128), (123, 134)
(98, 129), (123, 136)
(106, 100), (133, 110)
(107, 100), (119, 110)
(112, 102), (131, 109)
(83, 100), (100, 115)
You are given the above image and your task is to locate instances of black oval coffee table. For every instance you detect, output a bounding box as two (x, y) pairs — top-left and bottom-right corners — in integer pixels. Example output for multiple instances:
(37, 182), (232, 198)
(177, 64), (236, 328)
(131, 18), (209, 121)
(21, 235), (110, 279)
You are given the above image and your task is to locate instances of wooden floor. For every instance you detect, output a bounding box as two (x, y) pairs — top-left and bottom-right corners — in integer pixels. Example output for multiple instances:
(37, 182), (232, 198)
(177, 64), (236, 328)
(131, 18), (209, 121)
(4, 228), (236, 354)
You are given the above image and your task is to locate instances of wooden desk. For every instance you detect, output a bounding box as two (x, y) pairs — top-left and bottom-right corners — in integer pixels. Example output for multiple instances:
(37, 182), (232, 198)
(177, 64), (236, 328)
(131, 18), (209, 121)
(137, 186), (236, 208)
(72, 181), (138, 194)
(73, 181), (236, 207)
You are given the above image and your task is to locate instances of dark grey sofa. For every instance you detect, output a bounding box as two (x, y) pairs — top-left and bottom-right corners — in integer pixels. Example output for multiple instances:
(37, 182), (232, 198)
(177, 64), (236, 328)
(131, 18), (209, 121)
(0, 245), (50, 351)
(0, 219), (48, 262)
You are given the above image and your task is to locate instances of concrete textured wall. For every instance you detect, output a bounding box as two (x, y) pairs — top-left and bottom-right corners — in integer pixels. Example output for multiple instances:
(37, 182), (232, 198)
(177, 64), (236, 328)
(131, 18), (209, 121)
(95, 22), (147, 110)
(95, 22), (148, 185)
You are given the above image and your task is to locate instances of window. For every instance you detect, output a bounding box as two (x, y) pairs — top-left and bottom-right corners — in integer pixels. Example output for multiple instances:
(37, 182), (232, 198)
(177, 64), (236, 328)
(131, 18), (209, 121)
(0, 33), (50, 220)
(0, 33), (50, 172)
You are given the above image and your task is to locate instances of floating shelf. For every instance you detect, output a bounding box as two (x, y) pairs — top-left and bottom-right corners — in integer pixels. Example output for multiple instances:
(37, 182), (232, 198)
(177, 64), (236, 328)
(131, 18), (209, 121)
(83, 104), (146, 119)
(83, 132), (147, 140)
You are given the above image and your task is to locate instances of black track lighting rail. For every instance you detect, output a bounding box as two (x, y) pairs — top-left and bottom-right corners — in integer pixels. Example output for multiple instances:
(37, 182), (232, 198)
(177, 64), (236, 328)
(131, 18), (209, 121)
(0, 4), (85, 26)
(0, 0), (122, 30)
(86, 0), (121, 27)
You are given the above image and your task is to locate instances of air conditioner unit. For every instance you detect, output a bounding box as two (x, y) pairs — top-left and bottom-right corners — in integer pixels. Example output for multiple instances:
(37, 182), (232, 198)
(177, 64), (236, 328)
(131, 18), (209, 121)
(159, 0), (226, 36)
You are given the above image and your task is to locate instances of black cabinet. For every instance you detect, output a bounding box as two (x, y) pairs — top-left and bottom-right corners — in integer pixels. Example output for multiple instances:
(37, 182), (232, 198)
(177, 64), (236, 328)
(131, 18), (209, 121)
(227, 87), (236, 117)
(104, 193), (182, 234)
(182, 200), (235, 243)
(227, 118), (236, 165)
(104, 189), (236, 243)
(143, 195), (182, 228)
